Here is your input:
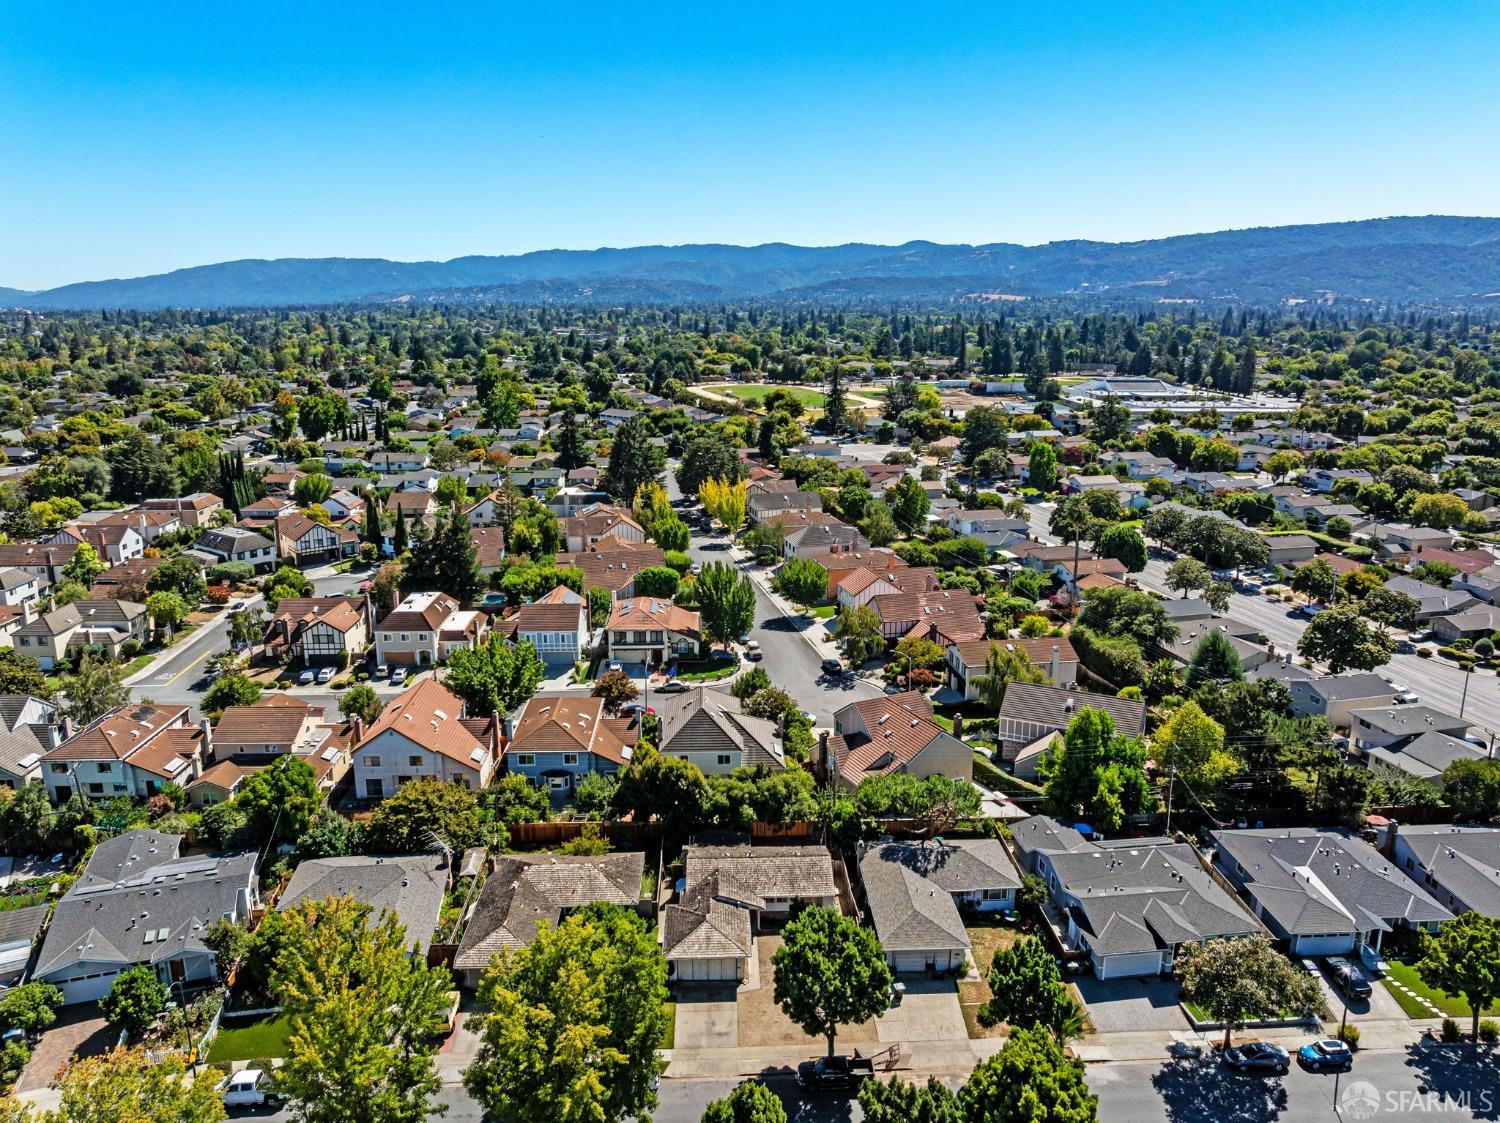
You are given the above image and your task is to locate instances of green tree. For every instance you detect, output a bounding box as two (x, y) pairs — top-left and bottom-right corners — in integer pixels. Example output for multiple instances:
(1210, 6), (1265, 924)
(961, 405), (1009, 466)
(272, 896), (451, 1123)
(677, 429), (743, 497)
(835, 603), (884, 668)
(1078, 586), (1177, 648)
(1028, 441), (1059, 494)
(294, 472), (335, 506)
(1183, 630), (1244, 691)
(43, 1048), (227, 1123)
(464, 903), (669, 1123)
(1038, 707), (1152, 833)
(591, 669), (640, 716)
(1290, 558), (1337, 604)
(1442, 759), (1500, 822)
(435, 475), (469, 509)
(972, 642), (1050, 711)
(100, 966), (167, 1043)
(444, 636), (546, 717)
(980, 936), (1083, 1040)
(402, 505), (482, 605)
(144, 589), (189, 637)
(701, 1081), (787, 1123)
(0, 650), (51, 699)
(695, 562), (755, 650)
(887, 475), (930, 533)
(1165, 557), (1211, 599)
(202, 672), (262, 714)
(479, 774), (552, 826)
(1093, 524), (1147, 573)
(362, 777), (483, 852)
(1417, 912), (1500, 1043)
(1152, 700), (1229, 791)
(1298, 603), (1395, 672)
(772, 557), (828, 612)
(854, 774), (981, 837)
(340, 683), (386, 726)
(632, 566), (680, 599)
(612, 748), (710, 837)
(61, 654), (128, 724)
(0, 982), (62, 1036)
(237, 756), (321, 843)
(858, 1077), (963, 1123)
(1177, 934), (1326, 1050)
(859, 501), (899, 547)
(60, 542), (105, 585)
(771, 906), (891, 1058)
(604, 418), (667, 505)
(2, 782), (55, 854)
(958, 1026), (1097, 1123)
(1362, 586), (1420, 634)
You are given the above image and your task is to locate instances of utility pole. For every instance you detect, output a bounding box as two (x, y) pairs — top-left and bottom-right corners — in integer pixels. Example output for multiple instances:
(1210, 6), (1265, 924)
(1164, 760), (1177, 837)
(1459, 665), (1474, 719)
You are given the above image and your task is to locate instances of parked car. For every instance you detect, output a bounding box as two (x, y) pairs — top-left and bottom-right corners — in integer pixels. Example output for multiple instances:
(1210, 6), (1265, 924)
(795, 1055), (875, 1092)
(1298, 603), (1327, 619)
(297, 667), (317, 686)
(689, 563), (703, 577)
(220, 1069), (282, 1108)
(1326, 957), (1372, 999)
(1298, 1039), (1353, 1071)
(390, 666), (408, 685)
(820, 657), (843, 676)
(607, 660), (624, 674)
(656, 679), (688, 694)
(744, 640), (762, 661)
(1222, 1042), (1289, 1074)
(1394, 640), (1416, 654)
(316, 665), (336, 684)
(1410, 629), (1433, 643)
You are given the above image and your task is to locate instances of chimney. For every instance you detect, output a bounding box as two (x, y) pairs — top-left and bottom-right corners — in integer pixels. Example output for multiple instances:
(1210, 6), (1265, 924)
(199, 718), (214, 762)
(1050, 644), (1061, 683)
(351, 715), (365, 744)
(1381, 819), (1399, 857)
(952, 713), (964, 741)
(60, 715), (75, 743)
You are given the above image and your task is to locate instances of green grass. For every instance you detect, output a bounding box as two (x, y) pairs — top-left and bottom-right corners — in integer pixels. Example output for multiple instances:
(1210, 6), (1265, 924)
(1183, 999), (1306, 1023)
(205, 1015), (293, 1063)
(723, 385), (827, 408)
(810, 605), (836, 619)
(674, 655), (738, 681)
(1382, 960), (1500, 1019)
(119, 653), (156, 677)
(660, 1003), (676, 1050)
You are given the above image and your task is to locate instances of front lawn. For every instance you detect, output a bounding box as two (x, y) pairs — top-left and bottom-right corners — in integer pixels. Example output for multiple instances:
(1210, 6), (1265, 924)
(674, 655), (738, 681)
(810, 605), (837, 619)
(205, 1014), (293, 1063)
(958, 922), (1019, 1039)
(1382, 960), (1500, 1019)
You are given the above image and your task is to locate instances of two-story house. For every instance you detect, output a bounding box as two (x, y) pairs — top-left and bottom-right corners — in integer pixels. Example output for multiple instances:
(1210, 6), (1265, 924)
(498, 586), (589, 667)
(0, 695), (62, 789)
(0, 567), (43, 609)
(604, 597), (701, 668)
(375, 592), (488, 669)
(275, 513), (357, 567)
(503, 694), (638, 798)
(823, 692), (971, 790)
(263, 596), (371, 667)
(14, 599), (150, 669)
(353, 678), (498, 799)
(197, 527), (277, 574)
(561, 506), (646, 553)
(143, 492), (224, 527)
(50, 523), (144, 566)
(38, 704), (206, 803)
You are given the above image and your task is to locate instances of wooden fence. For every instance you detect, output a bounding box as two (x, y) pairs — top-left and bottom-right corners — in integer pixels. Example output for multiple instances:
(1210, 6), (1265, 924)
(507, 820), (662, 848)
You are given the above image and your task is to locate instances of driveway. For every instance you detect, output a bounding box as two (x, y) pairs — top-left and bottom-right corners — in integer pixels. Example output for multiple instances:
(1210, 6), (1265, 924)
(737, 936), (878, 1049)
(673, 985), (738, 1050)
(876, 976), (967, 1043)
(15, 1007), (112, 1093)
(1316, 964), (1408, 1023)
(1075, 975), (1190, 1034)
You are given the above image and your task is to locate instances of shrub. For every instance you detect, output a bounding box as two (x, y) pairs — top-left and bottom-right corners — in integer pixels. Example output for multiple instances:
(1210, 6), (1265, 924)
(1441, 1017), (1461, 1042)
(1480, 1019), (1499, 1044)
(1335, 1023), (1360, 1047)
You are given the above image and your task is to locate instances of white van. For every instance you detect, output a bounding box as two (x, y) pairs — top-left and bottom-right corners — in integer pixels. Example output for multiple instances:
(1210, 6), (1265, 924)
(220, 1069), (281, 1108)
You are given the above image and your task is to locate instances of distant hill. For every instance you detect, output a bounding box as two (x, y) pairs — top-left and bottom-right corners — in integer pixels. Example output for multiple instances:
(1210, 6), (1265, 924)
(9, 216), (1500, 310)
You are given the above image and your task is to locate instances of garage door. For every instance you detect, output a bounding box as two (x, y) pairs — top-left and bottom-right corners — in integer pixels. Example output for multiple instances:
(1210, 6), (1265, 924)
(676, 957), (739, 982)
(53, 970), (121, 1005)
(888, 951), (936, 974)
(1096, 951), (1163, 979)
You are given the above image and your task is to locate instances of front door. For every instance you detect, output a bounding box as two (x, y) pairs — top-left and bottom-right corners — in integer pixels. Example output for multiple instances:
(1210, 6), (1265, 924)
(169, 958), (186, 983)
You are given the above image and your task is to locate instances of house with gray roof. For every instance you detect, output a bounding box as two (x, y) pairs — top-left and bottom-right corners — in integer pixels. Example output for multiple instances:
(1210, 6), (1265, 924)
(1389, 824), (1500, 920)
(279, 854), (448, 953)
(1362, 731), (1489, 785)
(1383, 575), (1477, 623)
(656, 688), (783, 775)
(0, 695), (60, 789)
(1018, 817), (1258, 978)
(1349, 706), (1470, 753)
(1280, 671), (1396, 729)
(859, 840), (1021, 974)
(998, 683), (1146, 765)
(1211, 827), (1452, 957)
(33, 829), (257, 1004)
(0, 903), (47, 984)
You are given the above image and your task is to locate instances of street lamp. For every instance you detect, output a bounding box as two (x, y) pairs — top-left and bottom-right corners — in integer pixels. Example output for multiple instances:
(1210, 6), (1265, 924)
(1459, 664), (1475, 719)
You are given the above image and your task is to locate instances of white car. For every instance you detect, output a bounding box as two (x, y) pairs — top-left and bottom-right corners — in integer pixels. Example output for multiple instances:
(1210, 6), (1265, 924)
(390, 666), (408, 685)
(220, 1068), (281, 1108)
(744, 640), (762, 661)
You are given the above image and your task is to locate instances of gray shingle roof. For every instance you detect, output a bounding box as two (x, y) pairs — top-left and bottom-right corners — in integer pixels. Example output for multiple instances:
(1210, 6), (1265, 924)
(1000, 682), (1146, 736)
(859, 840), (1021, 955)
(279, 854), (447, 952)
(1365, 732), (1487, 781)
(657, 689), (783, 770)
(683, 845), (837, 900)
(1394, 826), (1500, 916)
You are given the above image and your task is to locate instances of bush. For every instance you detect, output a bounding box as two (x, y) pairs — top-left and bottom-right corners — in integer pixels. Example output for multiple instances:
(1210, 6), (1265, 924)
(1441, 1017), (1462, 1043)
(663, 550), (691, 574)
(1481, 1020), (1500, 1044)
(1335, 1023), (1360, 1047)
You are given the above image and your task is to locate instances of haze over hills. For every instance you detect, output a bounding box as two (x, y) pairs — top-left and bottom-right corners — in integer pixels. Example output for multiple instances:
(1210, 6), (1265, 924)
(7, 216), (1500, 310)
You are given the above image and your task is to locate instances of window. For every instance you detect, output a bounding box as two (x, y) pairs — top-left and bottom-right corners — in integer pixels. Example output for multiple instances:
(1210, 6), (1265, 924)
(398, 775), (412, 786)
(408, 755), (423, 767)
(982, 888), (1009, 901)
(717, 754), (732, 766)
(562, 753), (578, 766)
(649, 631), (663, 643)
(50, 763), (67, 774)
(366, 778), (384, 798)
(453, 776), (469, 789)
(400, 633), (409, 642)
(418, 633), (428, 642)
(382, 633), (391, 642)
(87, 782), (103, 794)
(16, 637), (26, 647)
(364, 756), (381, 767)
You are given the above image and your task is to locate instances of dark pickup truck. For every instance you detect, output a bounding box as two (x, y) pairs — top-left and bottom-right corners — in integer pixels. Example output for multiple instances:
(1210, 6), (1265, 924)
(796, 1055), (876, 1092)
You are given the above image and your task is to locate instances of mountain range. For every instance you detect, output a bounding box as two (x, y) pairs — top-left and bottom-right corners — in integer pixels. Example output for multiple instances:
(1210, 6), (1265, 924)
(8, 216), (1500, 310)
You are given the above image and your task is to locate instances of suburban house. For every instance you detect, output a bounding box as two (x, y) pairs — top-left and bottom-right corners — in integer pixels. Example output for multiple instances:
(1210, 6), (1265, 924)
(664, 845), (838, 983)
(470, 526), (508, 576)
(352, 678), (499, 799)
(997, 683), (1146, 769)
(263, 596), (371, 666)
(279, 854), (449, 953)
(0, 694), (61, 789)
(1361, 730), (1489, 785)
(1430, 604), (1500, 644)
(560, 506), (646, 553)
(1348, 705), (1471, 754)
(604, 597), (701, 668)
(274, 513), (357, 567)
(1015, 817), (1259, 979)
(32, 828), (257, 1004)
(1383, 575), (1477, 623)
(385, 490), (438, 520)
(556, 539), (667, 598)
(93, 510), (182, 546)
(0, 905), (46, 986)
(945, 637), (1079, 700)
(1261, 534), (1319, 566)
(824, 692), (971, 790)
(1211, 827), (1452, 956)
(747, 481), (823, 524)
(782, 520), (871, 562)
(824, 550), (909, 602)
(1279, 671), (1397, 729)
(38, 704), (206, 803)
(197, 527), (277, 573)
(1157, 618), (1270, 673)
(374, 591), (488, 669)
(212, 696), (336, 762)
(656, 687), (783, 774)
(184, 760), (253, 808)
(859, 840), (1021, 974)
(502, 694), (637, 797)
(452, 852), (645, 987)
(143, 492), (224, 527)
(0, 568), (42, 609)
(14, 599), (149, 669)
(868, 587), (985, 646)
(1388, 824), (1500, 919)
(0, 544), (80, 585)
(498, 586), (589, 667)
(51, 523), (144, 565)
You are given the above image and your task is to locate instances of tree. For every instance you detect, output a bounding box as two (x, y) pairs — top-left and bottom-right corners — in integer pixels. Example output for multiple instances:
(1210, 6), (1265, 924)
(1152, 700), (1230, 792)
(695, 562), (755, 649)
(772, 907), (890, 1058)
(44, 1048), (226, 1123)
(981, 936), (1083, 1039)
(1442, 759), (1500, 822)
(61, 654), (127, 724)
(294, 473), (334, 506)
(854, 774), (981, 836)
(591, 669), (639, 715)
(1290, 558), (1337, 604)
(858, 1077), (963, 1123)
(1038, 707), (1152, 833)
(1094, 524), (1147, 573)
(144, 589), (188, 637)
(632, 566), (680, 599)
(1362, 586), (1420, 634)
(444, 636), (546, 716)
(1183, 630), (1244, 691)
(272, 896), (451, 1123)
(340, 683), (386, 726)
(1418, 912), (1500, 1042)
(612, 749), (710, 837)
(2, 782), (54, 855)
(701, 1081), (787, 1123)
(60, 542), (105, 585)
(972, 642), (1050, 711)
(887, 475), (930, 533)
(859, 501), (899, 547)
(402, 506), (482, 605)
(237, 756), (321, 843)
(0, 650), (50, 699)
(1298, 603), (1395, 672)
(104, 428), (176, 502)
(772, 557), (828, 612)
(0, 982), (62, 1036)
(479, 774), (551, 827)
(604, 418), (666, 505)
(698, 477), (748, 532)
(1165, 557), (1211, 599)
(834, 603), (883, 668)
(1078, 587), (1177, 648)
(959, 1026), (1097, 1123)
(202, 672), (262, 714)
(1028, 441), (1058, 493)
(435, 475), (469, 509)
(1177, 934), (1325, 1050)
(1265, 450), (1303, 483)
(363, 777), (482, 852)
(677, 429), (743, 497)
(464, 903), (669, 1123)
(100, 965), (167, 1043)
(1409, 492), (1471, 530)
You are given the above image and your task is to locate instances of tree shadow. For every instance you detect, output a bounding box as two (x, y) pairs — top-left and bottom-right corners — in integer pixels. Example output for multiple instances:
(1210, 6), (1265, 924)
(1150, 1056), (1289, 1123)
(1403, 1039), (1500, 1120)
(755, 1069), (858, 1123)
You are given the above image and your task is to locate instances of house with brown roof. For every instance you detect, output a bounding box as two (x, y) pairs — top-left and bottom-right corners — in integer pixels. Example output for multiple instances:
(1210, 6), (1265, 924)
(834, 564), (937, 611)
(13, 599), (149, 670)
(385, 490), (438, 519)
(945, 637), (1079, 700)
(560, 505), (646, 553)
(143, 492), (224, 527)
(264, 596), (371, 666)
(470, 527), (508, 574)
(499, 586), (589, 666)
(38, 704), (205, 803)
(92, 509), (182, 546)
(275, 513), (358, 567)
(823, 692), (971, 791)
(212, 695), (336, 762)
(502, 694), (638, 799)
(605, 597), (701, 668)
(782, 520), (871, 562)
(0, 543), (78, 584)
(242, 495), (298, 521)
(375, 591), (488, 669)
(824, 549), (908, 602)
(868, 587), (985, 647)
(557, 538), (667, 598)
(49, 522), (143, 565)
(353, 677), (499, 800)
(89, 557), (167, 599)
(184, 758), (252, 807)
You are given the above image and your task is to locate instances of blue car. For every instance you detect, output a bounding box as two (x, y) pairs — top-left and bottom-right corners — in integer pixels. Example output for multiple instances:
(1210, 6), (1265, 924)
(1298, 1039), (1353, 1071)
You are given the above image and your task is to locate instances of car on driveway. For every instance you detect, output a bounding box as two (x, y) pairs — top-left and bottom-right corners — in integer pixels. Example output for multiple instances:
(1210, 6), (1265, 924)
(316, 666), (336, 684)
(390, 666), (408, 685)
(607, 660), (623, 674)
(1326, 956), (1372, 999)
(1222, 1042), (1289, 1074)
(297, 667), (317, 686)
(796, 1055), (875, 1092)
(1298, 1039), (1353, 1071)
(744, 640), (762, 661)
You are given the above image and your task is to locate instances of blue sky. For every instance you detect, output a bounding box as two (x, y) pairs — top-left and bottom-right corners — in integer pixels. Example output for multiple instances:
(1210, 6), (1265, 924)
(3, 1), (1498, 289)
